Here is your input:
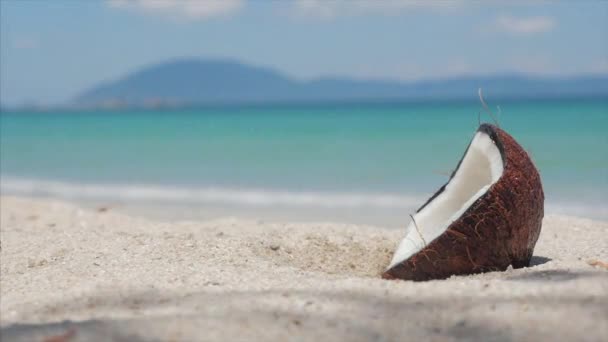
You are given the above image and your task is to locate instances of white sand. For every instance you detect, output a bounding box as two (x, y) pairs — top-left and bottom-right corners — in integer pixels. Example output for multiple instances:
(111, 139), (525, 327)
(1, 196), (607, 341)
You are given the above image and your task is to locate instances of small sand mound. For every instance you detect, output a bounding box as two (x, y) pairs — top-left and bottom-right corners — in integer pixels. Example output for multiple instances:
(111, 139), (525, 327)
(250, 228), (398, 278)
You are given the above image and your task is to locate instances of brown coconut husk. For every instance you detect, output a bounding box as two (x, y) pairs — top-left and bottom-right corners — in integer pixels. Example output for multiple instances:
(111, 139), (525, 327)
(383, 124), (544, 281)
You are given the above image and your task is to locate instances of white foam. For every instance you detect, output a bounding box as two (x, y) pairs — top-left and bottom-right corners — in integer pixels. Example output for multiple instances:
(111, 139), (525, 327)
(0, 177), (422, 209)
(2, 177), (606, 220)
(545, 202), (608, 221)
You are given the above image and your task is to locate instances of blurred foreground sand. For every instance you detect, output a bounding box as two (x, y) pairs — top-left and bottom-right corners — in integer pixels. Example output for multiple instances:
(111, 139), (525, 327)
(1, 196), (607, 341)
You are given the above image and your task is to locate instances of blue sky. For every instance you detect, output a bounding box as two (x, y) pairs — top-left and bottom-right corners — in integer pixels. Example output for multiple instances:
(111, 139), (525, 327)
(1, 0), (607, 106)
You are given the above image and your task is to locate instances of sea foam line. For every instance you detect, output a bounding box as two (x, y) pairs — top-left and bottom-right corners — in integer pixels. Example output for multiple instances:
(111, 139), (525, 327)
(0, 177), (422, 208)
(3, 177), (606, 219)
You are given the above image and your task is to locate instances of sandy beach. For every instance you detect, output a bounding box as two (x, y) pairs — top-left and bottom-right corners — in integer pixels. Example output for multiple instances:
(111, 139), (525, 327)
(1, 196), (607, 341)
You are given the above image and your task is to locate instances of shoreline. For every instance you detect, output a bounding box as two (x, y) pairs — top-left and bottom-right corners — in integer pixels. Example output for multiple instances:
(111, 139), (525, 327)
(2, 179), (607, 226)
(1, 195), (607, 340)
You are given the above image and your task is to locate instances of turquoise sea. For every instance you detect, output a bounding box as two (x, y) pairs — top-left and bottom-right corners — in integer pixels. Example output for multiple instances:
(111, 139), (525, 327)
(1, 98), (607, 224)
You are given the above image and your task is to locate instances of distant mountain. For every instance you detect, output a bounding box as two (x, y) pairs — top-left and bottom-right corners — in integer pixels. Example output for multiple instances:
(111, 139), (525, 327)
(74, 58), (608, 108)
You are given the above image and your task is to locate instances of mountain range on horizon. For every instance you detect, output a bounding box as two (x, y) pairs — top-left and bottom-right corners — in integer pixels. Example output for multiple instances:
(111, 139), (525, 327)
(73, 58), (608, 108)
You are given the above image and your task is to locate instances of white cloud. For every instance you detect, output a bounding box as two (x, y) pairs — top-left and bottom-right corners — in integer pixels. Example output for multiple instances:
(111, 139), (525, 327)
(107, 0), (244, 19)
(321, 59), (476, 82)
(294, 0), (461, 19)
(505, 55), (556, 75)
(495, 15), (556, 35)
(585, 58), (608, 74)
(13, 36), (38, 49)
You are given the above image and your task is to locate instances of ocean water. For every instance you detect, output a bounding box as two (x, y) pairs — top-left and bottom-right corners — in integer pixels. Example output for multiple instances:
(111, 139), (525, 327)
(1, 98), (607, 224)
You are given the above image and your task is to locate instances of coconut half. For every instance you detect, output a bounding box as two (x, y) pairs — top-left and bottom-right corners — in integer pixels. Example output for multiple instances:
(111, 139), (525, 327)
(384, 124), (544, 281)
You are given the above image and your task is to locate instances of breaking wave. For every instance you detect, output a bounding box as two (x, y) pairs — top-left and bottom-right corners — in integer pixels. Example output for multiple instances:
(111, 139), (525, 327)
(0, 177), (422, 209)
(2, 177), (606, 220)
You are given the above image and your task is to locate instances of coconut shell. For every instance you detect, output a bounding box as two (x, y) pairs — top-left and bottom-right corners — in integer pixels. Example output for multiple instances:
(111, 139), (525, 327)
(383, 124), (544, 281)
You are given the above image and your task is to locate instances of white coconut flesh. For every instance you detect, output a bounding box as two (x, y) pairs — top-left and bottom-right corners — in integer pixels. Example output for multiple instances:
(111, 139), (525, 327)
(387, 131), (504, 270)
